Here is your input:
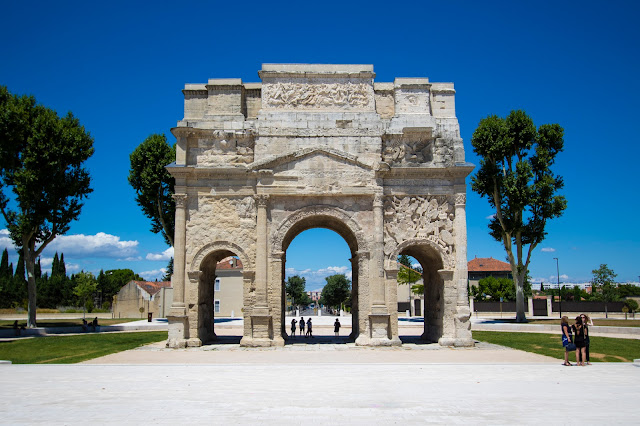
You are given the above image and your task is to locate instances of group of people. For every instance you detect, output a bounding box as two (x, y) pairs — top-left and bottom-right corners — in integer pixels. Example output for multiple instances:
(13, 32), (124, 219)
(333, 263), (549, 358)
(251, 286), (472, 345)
(290, 317), (342, 338)
(291, 317), (313, 338)
(561, 314), (593, 366)
(81, 317), (99, 332)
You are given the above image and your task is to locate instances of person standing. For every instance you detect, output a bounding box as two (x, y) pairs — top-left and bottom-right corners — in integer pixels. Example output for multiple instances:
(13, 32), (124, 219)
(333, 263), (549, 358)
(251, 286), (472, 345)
(334, 318), (341, 336)
(572, 316), (587, 366)
(306, 318), (313, 338)
(561, 316), (574, 366)
(299, 317), (305, 336)
(291, 318), (297, 337)
(582, 314), (592, 365)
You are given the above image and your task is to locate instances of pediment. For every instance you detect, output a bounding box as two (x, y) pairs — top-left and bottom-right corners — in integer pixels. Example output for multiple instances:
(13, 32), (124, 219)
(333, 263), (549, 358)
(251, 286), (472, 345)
(249, 147), (375, 172)
(249, 147), (377, 193)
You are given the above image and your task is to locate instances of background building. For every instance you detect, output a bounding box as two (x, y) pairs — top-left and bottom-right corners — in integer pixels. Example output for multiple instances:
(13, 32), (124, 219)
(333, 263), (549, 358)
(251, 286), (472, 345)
(213, 257), (244, 317)
(468, 257), (512, 288)
(113, 281), (172, 319)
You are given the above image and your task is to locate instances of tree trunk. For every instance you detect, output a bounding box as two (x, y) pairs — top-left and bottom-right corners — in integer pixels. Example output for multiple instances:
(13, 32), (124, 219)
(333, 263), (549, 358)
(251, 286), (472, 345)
(515, 272), (527, 323)
(24, 248), (37, 328)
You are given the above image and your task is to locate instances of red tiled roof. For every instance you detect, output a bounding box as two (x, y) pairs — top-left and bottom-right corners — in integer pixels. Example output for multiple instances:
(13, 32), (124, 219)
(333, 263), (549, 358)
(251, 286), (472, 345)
(468, 257), (511, 272)
(133, 280), (171, 296)
(216, 256), (243, 270)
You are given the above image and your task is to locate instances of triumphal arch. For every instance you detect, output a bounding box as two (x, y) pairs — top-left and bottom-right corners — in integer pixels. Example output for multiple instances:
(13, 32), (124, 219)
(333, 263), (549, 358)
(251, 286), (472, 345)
(166, 64), (473, 348)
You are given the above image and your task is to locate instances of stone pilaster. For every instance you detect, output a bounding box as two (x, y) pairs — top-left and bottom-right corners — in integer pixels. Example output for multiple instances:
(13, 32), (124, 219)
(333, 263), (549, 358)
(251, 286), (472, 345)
(437, 269), (456, 346)
(167, 193), (188, 348)
(371, 193), (387, 312)
(241, 193), (274, 347)
(254, 194), (270, 313)
(453, 192), (473, 347)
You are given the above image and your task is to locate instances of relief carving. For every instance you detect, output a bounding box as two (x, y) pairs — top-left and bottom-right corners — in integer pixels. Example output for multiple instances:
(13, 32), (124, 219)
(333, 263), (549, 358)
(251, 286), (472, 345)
(194, 130), (255, 166)
(433, 138), (454, 166)
(263, 82), (371, 109)
(383, 136), (433, 166)
(383, 196), (455, 263)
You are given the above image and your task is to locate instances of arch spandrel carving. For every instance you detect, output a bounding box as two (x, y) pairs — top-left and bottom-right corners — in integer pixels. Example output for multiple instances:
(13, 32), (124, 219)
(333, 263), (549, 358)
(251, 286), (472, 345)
(190, 240), (253, 273)
(271, 204), (369, 254)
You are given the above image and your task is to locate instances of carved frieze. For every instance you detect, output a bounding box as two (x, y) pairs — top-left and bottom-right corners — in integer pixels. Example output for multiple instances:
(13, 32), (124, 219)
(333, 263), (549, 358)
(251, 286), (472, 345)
(262, 82), (372, 110)
(383, 195), (455, 262)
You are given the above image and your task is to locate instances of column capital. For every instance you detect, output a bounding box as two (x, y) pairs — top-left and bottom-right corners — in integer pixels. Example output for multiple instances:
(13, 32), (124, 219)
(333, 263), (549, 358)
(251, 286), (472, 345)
(173, 193), (188, 208)
(255, 194), (270, 207)
(373, 193), (384, 207)
(454, 193), (466, 206)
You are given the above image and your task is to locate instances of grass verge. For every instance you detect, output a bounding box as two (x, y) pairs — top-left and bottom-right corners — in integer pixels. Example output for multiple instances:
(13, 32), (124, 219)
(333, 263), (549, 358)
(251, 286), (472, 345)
(473, 331), (640, 362)
(0, 331), (167, 364)
(0, 318), (141, 329)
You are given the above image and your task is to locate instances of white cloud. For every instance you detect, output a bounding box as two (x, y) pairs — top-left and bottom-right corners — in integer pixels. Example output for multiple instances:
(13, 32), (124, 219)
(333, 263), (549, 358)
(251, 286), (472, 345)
(139, 268), (167, 282)
(0, 229), (14, 251)
(44, 232), (139, 258)
(285, 265), (353, 290)
(146, 247), (174, 261)
(485, 214), (496, 220)
(541, 247), (556, 253)
(549, 274), (570, 282)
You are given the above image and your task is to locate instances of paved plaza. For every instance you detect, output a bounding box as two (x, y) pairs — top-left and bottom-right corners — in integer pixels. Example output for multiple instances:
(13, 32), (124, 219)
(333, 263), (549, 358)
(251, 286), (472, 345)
(1, 316), (638, 424)
(1, 361), (638, 424)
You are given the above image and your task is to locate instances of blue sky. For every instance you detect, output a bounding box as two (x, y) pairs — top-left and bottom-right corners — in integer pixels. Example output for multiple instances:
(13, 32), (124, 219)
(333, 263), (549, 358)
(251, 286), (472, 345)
(1, 1), (638, 290)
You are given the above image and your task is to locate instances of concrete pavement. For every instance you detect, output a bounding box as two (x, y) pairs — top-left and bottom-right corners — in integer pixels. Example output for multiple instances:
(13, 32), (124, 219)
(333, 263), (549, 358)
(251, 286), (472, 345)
(1, 314), (639, 424)
(1, 363), (638, 424)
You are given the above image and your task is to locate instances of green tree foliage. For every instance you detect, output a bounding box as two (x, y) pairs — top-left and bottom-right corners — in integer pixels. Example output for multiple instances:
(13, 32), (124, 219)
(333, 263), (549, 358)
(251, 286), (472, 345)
(591, 264), (619, 318)
(128, 134), (176, 246)
(471, 276), (532, 302)
(73, 271), (97, 316)
(0, 86), (94, 326)
(319, 274), (351, 309)
(97, 268), (143, 306)
(471, 110), (566, 322)
(617, 284), (640, 298)
(285, 275), (311, 306)
(398, 254), (412, 268)
(162, 257), (173, 282)
(624, 299), (638, 313)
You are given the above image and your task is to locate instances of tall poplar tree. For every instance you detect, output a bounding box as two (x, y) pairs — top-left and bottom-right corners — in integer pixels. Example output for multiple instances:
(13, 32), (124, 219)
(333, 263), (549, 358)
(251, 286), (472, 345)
(0, 86), (94, 327)
(471, 110), (566, 322)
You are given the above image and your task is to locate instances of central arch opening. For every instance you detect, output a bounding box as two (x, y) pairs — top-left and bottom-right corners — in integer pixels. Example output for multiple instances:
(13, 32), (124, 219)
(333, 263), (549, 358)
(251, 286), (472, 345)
(280, 215), (360, 344)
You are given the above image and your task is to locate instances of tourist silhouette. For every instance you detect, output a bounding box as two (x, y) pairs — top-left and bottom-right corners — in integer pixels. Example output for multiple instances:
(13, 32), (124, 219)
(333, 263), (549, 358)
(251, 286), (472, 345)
(299, 317), (305, 336)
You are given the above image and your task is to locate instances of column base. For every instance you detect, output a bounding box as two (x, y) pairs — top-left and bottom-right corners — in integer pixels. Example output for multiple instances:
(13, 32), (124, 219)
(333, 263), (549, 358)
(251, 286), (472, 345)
(167, 314), (188, 348)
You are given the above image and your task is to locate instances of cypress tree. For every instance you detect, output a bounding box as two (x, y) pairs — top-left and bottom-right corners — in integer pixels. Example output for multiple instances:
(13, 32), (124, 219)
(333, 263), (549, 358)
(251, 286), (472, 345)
(52, 253), (60, 277)
(0, 249), (10, 279)
(59, 253), (67, 277)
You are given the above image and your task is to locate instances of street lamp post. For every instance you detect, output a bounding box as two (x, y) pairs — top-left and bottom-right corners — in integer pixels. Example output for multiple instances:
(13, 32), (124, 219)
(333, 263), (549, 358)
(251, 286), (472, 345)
(554, 257), (561, 318)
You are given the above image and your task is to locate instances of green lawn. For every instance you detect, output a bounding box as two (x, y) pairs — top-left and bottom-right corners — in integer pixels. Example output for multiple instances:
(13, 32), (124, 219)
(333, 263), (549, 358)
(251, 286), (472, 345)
(473, 331), (640, 362)
(503, 319), (640, 328)
(0, 318), (140, 329)
(0, 331), (167, 364)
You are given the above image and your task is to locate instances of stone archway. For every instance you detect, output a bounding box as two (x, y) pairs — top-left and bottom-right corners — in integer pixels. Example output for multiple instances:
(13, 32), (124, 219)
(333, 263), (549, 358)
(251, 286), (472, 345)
(186, 242), (253, 346)
(272, 205), (369, 343)
(166, 64), (474, 348)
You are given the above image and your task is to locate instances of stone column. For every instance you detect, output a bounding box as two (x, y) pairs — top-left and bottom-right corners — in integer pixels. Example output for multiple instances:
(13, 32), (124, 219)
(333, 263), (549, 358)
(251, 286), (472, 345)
(244, 193), (273, 346)
(255, 194), (269, 310)
(371, 194), (386, 308)
(453, 192), (473, 347)
(167, 193), (188, 348)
